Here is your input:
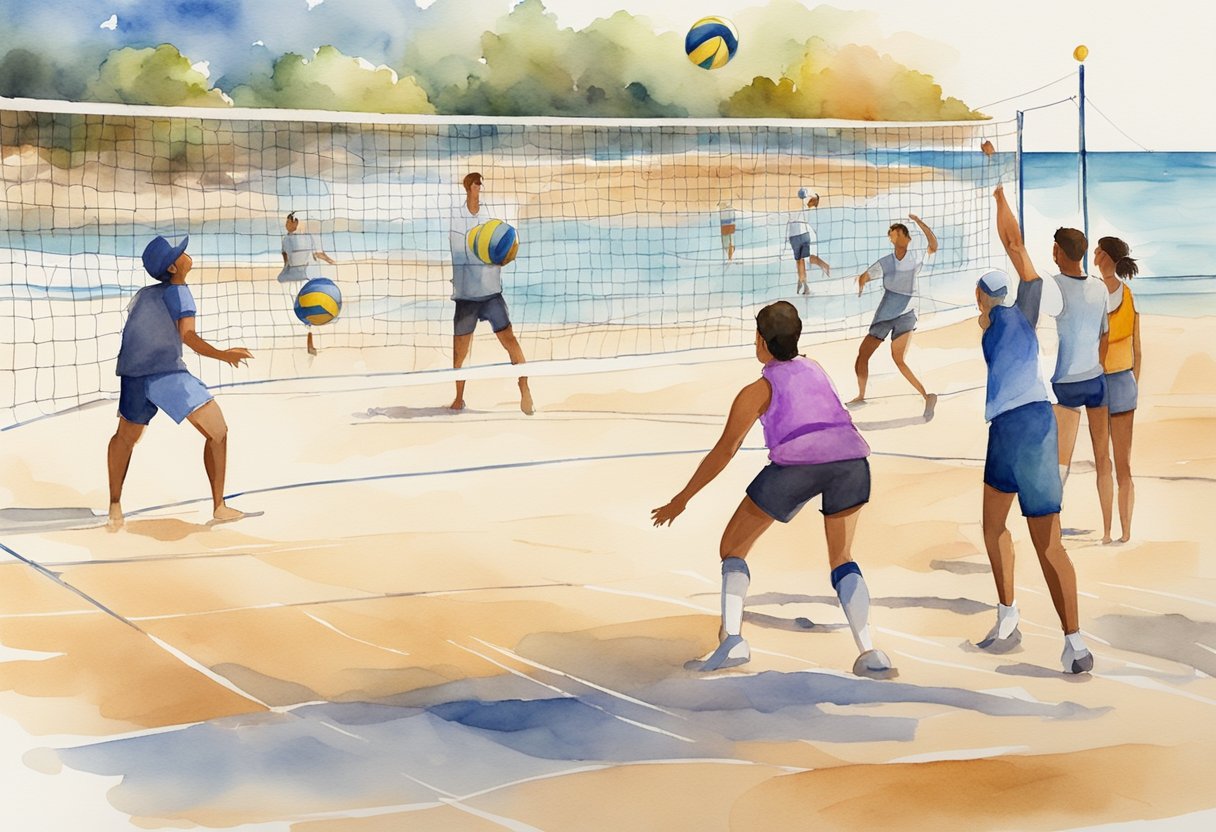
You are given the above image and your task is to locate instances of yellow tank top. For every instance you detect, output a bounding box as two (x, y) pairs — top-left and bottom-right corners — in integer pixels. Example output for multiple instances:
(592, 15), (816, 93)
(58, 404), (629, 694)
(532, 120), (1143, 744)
(1104, 283), (1136, 374)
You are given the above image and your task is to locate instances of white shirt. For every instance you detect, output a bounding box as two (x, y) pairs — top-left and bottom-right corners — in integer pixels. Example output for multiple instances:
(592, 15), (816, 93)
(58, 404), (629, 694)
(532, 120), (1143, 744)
(866, 248), (929, 296)
(282, 232), (318, 267)
(786, 208), (818, 239)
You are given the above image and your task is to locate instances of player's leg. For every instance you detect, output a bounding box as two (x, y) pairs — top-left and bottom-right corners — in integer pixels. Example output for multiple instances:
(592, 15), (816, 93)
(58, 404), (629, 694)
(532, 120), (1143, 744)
(795, 257), (808, 294)
(697, 496), (775, 671)
(1026, 512), (1092, 672)
(978, 485), (1021, 649)
(186, 399), (243, 522)
(489, 296), (533, 415)
(107, 417), (146, 530)
(306, 329), (316, 356)
(1052, 403), (1081, 488)
(890, 326), (936, 418)
(850, 335), (883, 404)
(1110, 409), (1135, 542)
(451, 334), (474, 410)
(1086, 403), (1114, 542)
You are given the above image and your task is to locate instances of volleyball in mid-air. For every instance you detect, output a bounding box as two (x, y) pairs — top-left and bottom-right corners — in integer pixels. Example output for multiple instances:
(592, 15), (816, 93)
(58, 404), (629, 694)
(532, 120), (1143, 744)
(1073, 44), (1089, 62)
(294, 277), (342, 325)
(685, 17), (738, 70)
(467, 218), (519, 266)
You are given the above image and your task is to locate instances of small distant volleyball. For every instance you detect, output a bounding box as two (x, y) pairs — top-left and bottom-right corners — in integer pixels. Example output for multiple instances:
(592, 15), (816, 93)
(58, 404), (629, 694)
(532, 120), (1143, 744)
(1073, 44), (1089, 62)
(685, 17), (739, 70)
(294, 277), (342, 326)
(467, 218), (519, 266)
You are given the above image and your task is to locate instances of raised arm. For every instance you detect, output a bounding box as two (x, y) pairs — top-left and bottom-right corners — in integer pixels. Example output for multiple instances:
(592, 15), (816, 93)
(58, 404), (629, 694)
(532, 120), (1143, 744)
(993, 184), (1039, 282)
(908, 213), (938, 255)
(652, 378), (770, 526)
(178, 317), (252, 368)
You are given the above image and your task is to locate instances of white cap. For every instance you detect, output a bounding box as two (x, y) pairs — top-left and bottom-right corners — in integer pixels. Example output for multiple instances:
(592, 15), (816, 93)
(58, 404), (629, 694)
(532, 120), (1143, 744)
(977, 269), (1016, 306)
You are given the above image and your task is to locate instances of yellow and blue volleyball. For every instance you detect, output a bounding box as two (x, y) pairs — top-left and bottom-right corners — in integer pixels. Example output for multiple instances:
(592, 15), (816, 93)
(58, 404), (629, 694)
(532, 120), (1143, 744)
(294, 277), (342, 326)
(466, 218), (519, 266)
(685, 17), (738, 70)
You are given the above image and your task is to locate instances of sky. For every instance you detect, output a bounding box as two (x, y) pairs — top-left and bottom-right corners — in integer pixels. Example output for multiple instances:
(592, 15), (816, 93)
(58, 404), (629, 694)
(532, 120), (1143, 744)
(3, 0), (1212, 150)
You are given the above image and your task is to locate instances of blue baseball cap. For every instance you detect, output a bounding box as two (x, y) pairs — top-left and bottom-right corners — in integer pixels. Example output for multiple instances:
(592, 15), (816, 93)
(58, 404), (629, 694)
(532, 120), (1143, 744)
(142, 235), (189, 281)
(977, 269), (1015, 306)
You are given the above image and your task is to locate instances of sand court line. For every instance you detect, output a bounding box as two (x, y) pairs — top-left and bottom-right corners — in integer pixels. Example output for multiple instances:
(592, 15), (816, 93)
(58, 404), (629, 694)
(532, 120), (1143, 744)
(402, 771), (542, 832)
(469, 637), (686, 719)
(303, 611), (412, 658)
(447, 639), (696, 744)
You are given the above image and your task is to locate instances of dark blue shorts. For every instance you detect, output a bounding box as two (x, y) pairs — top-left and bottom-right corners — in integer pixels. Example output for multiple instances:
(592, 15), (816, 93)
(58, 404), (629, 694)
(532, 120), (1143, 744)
(984, 401), (1062, 517)
(454, 293), (512, 336)
(789, 233), (811, 261)
(746, 458), (870, 522)
(1052, 376), (1106, 409)
(119, 371), (212, 425)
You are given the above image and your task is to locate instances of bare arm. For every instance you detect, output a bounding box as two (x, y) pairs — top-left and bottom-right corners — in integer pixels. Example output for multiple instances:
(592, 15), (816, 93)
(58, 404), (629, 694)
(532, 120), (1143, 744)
(178, 317), (252, 368)
(1098, 330), (1109, 367)
(908, 214), (938, 255)
(652, 378), (770, 526)
(1132, 312), (1142, 382)
(281, 251), (288, 266)
(994, 185), (1039, 282)
(314, 250), (337, 266)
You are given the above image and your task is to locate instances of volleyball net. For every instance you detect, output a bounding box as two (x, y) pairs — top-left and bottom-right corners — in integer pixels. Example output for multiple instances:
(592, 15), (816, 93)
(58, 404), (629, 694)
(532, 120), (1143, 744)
(0, 99), (1017, 426)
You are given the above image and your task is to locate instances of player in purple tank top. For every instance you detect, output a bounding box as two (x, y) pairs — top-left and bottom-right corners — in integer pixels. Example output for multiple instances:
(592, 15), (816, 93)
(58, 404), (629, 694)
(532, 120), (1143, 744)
(652, 301), (895, 678)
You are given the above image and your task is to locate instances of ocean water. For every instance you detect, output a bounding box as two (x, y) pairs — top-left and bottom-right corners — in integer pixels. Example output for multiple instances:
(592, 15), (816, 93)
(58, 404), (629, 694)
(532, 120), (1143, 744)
(1, 152), (1211, 325)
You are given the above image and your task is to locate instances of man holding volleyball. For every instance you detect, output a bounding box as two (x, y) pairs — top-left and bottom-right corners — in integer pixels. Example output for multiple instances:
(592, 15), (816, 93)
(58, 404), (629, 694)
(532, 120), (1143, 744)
(277, 211), (336, 356)
(448, 171), (533, 415)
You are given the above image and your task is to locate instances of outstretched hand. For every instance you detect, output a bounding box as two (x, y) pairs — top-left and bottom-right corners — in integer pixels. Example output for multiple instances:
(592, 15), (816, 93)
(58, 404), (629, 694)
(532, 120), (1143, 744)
(221, 347), (253, 368)
(651, 497), (687, 527)
(856, 272), (869, 296)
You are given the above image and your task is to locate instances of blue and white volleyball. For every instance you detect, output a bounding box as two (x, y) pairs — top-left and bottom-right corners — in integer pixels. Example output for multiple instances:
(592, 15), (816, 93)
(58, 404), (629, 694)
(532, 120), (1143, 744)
(294, 277), (342, 326)
(685, 17), (739, 71)
(797, 187), (808, 200)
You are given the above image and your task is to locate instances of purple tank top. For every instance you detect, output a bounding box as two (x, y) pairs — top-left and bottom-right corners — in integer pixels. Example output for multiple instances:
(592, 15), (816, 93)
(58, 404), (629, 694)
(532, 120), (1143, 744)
(760, 357), (870, 465)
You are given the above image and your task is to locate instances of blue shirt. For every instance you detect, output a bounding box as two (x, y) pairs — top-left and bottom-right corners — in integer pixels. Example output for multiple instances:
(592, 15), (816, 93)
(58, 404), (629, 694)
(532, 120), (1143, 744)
(115, 283), (197, 377)
(982, 303), (1049, 423)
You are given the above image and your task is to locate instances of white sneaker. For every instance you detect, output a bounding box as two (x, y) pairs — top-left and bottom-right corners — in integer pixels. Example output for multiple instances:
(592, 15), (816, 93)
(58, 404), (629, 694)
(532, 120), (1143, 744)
(694, 634), (751, 672)
(1061, 642), (1094, 674)
(852, 649), (897, 679)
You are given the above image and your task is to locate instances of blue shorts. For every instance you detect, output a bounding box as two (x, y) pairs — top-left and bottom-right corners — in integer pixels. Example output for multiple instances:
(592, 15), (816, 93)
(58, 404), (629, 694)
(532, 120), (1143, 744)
(119, 371), (213, 425)
(1052, 376), (1106, 409)
(454, 293), (512, 336)
(789, 233), (811, 261)
(1104, 370), (1137, 415)
(746, 458), (870, 522)
(984, 401), (1062, 517)
(868, 310), (917, 341)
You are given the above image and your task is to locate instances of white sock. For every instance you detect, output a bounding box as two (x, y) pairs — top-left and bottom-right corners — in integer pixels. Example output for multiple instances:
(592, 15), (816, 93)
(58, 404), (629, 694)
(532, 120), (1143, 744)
(1065, 631), (1088, 652)
(833, 564), (874, 653)
(1059, 464), (1070, 489)
(721, 557), (750, 638)
(997, 601), (1020, 639)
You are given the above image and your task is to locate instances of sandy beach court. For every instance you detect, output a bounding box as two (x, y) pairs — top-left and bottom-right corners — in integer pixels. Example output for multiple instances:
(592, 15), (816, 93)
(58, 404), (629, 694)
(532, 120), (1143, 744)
(1, 312), (1214, 830)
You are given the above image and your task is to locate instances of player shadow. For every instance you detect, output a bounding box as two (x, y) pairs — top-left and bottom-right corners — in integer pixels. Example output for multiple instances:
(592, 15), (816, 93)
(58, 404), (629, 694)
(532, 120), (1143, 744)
(358, 405), (478, 420)
(122, 517), (220, 542)
(853, 414), (935, 431)
(0, 507), (106, 534)
(742, 591), (993, 616)
(994, 662), (1093, 683)
(929, 558), (991, 575)
(743, 610), (843, 634)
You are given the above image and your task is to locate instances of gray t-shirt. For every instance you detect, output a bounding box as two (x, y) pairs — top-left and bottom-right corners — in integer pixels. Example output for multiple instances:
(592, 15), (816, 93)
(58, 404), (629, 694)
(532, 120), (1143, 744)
(449, 203), (503, 301)
(1047, 273), (1108, 383)
(116, 283), (196, 377)
(867, 249), (929, 321)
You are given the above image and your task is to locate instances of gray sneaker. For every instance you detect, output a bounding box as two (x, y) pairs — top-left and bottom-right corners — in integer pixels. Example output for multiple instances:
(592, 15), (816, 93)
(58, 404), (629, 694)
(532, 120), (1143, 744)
(976, 623), (1023, 654)
(853, 648), (898, 679)
(1061, 642), (1094, 674)
(692, 634), (751, 672)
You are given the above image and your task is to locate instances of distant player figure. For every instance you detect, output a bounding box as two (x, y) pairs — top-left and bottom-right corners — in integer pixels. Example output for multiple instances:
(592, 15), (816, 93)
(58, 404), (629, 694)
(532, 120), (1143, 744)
(652, 301), (894, 679)
(787, 189), (830, 295)
(277, 211), (337, 356)
(1095, 236), (1141, 543)
(972, 260), (1093, 674)
(991, 182), (1110, 514)
(718, 200), (736, 262)
(851, 215), (939, 420)
(448, 171), (533, 415)
(106, 236), (255, 530)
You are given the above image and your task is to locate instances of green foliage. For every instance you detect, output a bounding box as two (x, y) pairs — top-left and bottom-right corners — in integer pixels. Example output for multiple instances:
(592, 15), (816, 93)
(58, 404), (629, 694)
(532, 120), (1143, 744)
(87, 45), (230, 108)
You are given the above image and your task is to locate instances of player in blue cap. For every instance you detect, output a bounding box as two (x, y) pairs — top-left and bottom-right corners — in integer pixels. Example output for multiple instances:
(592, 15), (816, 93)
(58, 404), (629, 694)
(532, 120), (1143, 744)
(105, 235), (255, 529)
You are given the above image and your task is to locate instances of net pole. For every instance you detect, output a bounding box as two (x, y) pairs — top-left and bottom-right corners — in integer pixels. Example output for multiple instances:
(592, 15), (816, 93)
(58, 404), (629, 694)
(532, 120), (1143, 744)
(1078, 62), (1090, 272)
(1016, 110), (1025, 231)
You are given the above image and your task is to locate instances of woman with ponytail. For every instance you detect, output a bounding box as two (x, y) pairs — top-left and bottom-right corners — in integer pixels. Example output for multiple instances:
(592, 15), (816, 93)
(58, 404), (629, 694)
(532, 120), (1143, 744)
(1095, 236), (1141, 543)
